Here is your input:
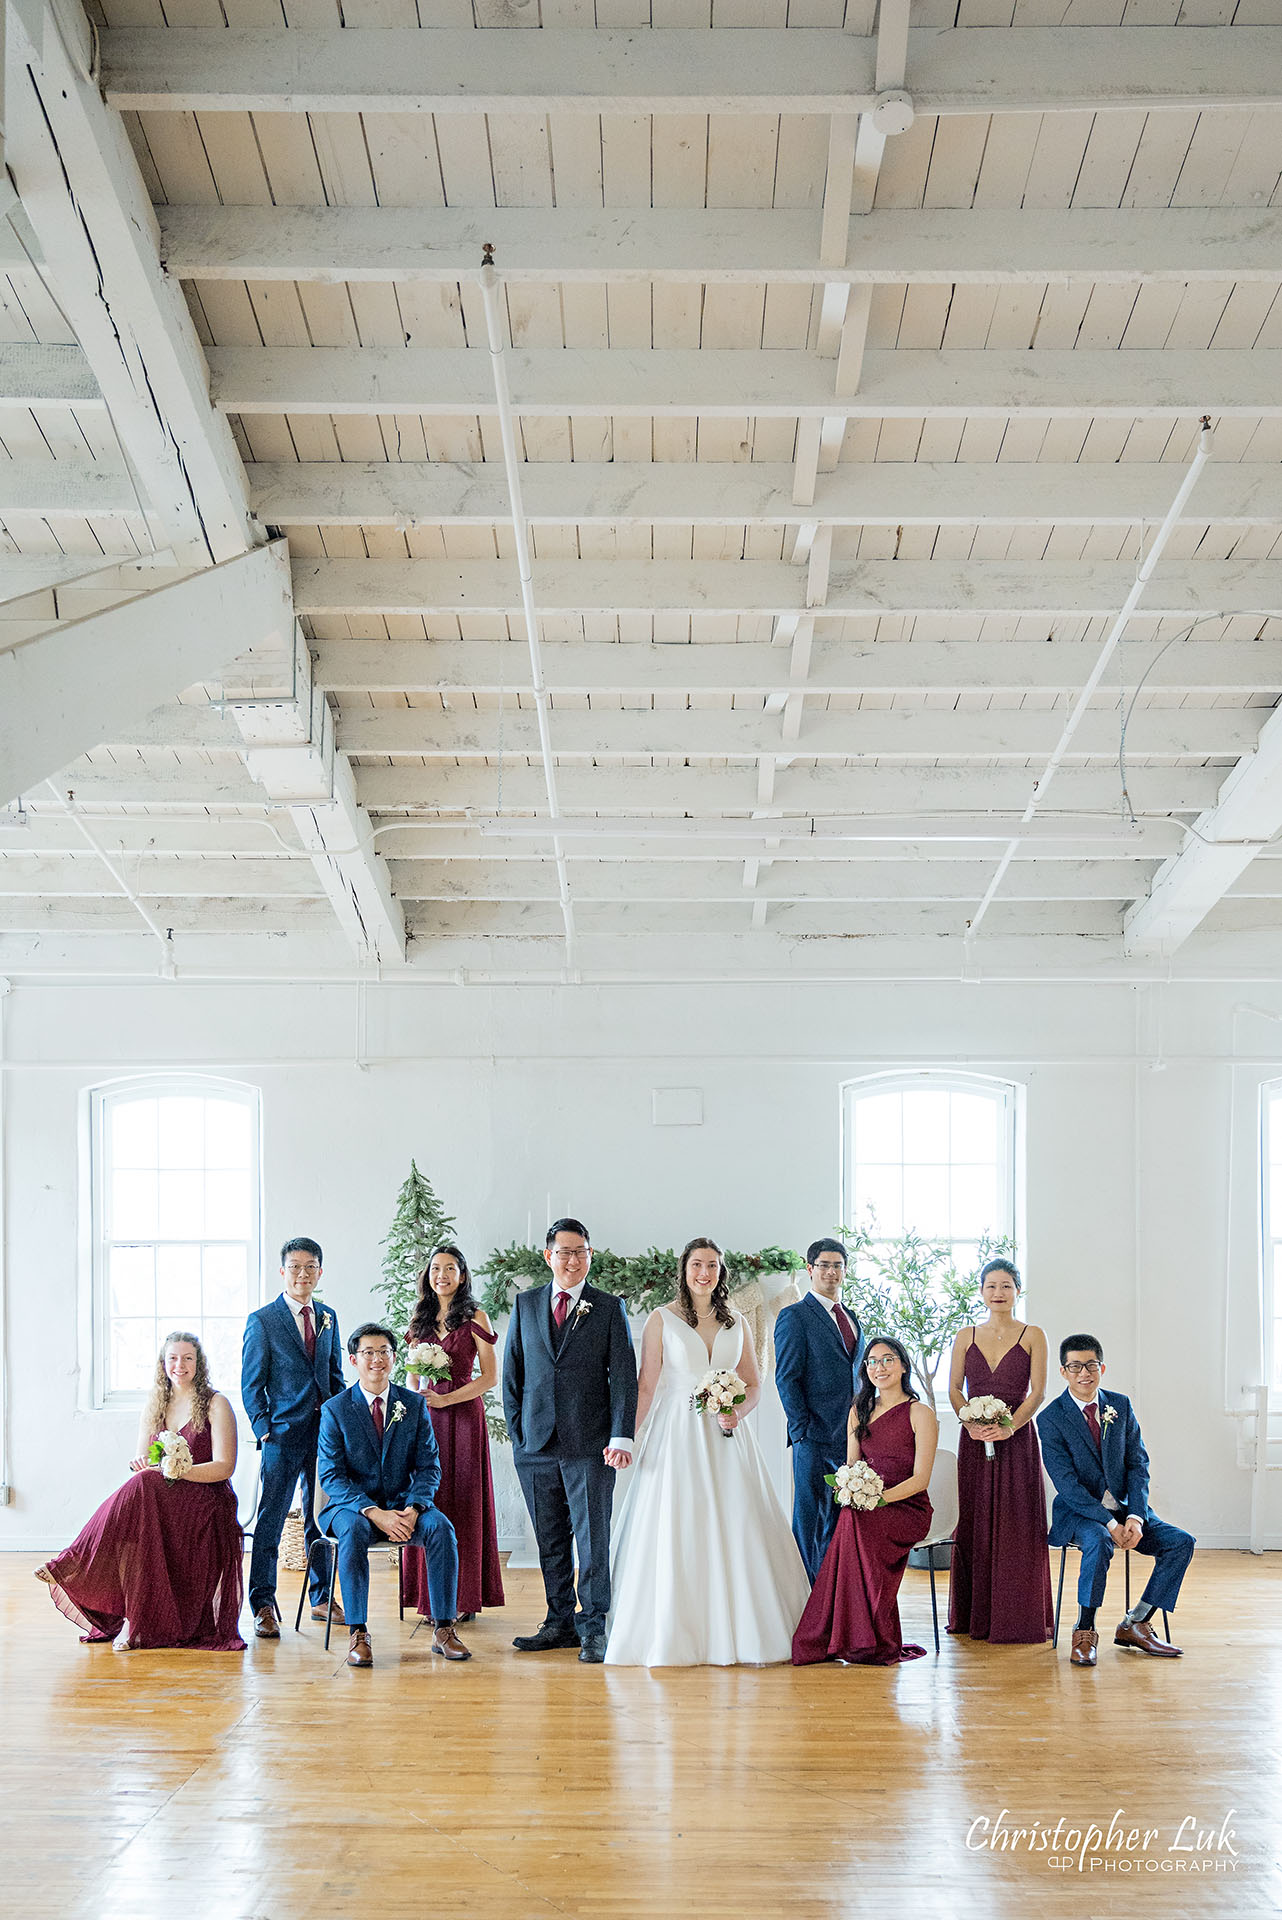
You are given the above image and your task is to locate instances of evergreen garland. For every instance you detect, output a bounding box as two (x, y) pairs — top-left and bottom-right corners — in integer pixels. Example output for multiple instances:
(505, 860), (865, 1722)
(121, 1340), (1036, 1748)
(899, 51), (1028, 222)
(375, 1160), (457, 1381)
(478, 1241), (805, 1321)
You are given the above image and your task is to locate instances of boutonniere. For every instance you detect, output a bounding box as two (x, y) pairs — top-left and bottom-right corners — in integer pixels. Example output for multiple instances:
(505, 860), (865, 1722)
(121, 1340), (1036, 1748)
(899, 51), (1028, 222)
(574, 1300), (592, 1322)
(1101, 1406), (1117, 1427)
(321, 1313), (334, 1334)
(389, 1400), (406, 1425)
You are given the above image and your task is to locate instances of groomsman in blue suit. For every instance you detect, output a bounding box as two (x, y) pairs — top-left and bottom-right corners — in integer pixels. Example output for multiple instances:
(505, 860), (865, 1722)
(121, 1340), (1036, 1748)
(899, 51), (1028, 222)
(241, 1236), (345, 1638)
(318, 1324), (464, 1668)
(1038, 1333), (1195, 1668)
(774, 1238), (863, 1581)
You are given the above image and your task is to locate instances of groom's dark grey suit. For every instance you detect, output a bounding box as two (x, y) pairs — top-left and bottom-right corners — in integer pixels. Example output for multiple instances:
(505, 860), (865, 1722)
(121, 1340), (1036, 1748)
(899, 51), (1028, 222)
(502, 1279), (638, 1641)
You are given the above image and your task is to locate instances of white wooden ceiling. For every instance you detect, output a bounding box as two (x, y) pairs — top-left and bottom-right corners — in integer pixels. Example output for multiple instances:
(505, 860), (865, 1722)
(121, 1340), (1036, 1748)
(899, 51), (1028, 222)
(2, 1), (1282, 980)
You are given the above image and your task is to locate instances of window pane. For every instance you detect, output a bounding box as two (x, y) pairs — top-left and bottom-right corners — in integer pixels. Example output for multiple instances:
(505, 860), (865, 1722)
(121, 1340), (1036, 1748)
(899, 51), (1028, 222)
(902, 1164), (950, 1237)
(112, 1170), (157, 1239)
(951, 1092), (999, 1164)
(110, 1319), (157, 1397)
(951, 1243), (982, 1286)
(902, 1091), (950, 1164)
(156, 1244), (202, 1322)
(853, 1165), (903, 1238)
(205, 1170), (252, 1242)
(205, 1099), (252, 1170)
(203, 1243), (248, 1316)
(109, 1245), (154, 1319)
(158, 1170), (205, 1239)
(854, 1093), (901, 1165)
(951, 1165), (998, 1240)
(201, 1320), (243, 1396)
(158, 1097), (206, 1171)
(110, 1099), (157, 1170)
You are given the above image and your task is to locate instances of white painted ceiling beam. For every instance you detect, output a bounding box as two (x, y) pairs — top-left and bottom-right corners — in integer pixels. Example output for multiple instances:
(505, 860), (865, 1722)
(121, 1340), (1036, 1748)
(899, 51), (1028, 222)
(0, 856), (321, 898)
(248, 460), (1282, 532)
(363, 823), (1187, 863)
(101, 26), (1282, 117)
(42, 768), (277, 808)
(311, 636), (1282, 698)
(334, 705), (1259, 761)
(0, 342), (102, 409)
(0, 816), (304, 855)
(1124, 701), (1282, 958)
(355, 763), (1223, 816)
(6, 1), (254, 563)
(157, 204), (1282, 288)
(209, 346), (1282, 420)
(0, 895), (334, 932)
(0, 461), (138, 519)
(0, 542), (293, 808)
(295, 558), (1282, 620)
(400, 899), (1124, 939)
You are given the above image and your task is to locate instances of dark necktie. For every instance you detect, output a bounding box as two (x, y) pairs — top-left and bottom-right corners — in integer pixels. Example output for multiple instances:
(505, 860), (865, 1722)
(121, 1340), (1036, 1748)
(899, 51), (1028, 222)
(1084, 1402), (1102, 1451)
(553, 1290), (572, 1331)
(832, 1302), (856, 1357)
(301, 1301), (316, 1360)
(371, 1393), (385, 1442)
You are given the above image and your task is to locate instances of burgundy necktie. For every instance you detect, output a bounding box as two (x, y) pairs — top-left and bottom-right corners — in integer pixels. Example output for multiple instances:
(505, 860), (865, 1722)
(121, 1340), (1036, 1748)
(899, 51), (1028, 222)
(1084, 1402), (1102, 1451)
(832, 1302), (856, 1357)
(301, 1302), (316, 1360)
(371, 1393), (385, 1441)
(553, 1290), (572, 1330)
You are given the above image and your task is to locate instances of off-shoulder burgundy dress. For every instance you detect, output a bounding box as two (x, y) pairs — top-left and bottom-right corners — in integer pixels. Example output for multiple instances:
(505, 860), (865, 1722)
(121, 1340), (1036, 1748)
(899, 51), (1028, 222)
(948, 1332), (1053, 1644)
(792, 1398), (933, 1666)
(402, 1319), (505, 1618)
(42, 1420), (245, 1650)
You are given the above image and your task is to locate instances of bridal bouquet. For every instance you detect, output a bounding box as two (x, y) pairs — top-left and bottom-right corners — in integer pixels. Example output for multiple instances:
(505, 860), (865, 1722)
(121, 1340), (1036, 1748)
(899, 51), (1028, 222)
(691, 1369), (747, 1436)
(406, 1342), (451, 1387)
(958, 1394), (1014, 1460)
(146, 1431), (193, 1482)
(825, 1461), (885, 1510)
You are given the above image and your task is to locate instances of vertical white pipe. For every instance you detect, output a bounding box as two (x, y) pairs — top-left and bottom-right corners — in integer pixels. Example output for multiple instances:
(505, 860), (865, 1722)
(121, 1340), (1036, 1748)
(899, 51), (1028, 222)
(478, 262), (577, 977)
(0, 978), (9, 1505)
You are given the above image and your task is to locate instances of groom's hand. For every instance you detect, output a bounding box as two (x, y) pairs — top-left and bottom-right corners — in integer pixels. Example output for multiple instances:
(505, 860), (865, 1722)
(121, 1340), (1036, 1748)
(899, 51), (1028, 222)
(366, 1506), (418, 1542)
(603, 1447), (632, 1469)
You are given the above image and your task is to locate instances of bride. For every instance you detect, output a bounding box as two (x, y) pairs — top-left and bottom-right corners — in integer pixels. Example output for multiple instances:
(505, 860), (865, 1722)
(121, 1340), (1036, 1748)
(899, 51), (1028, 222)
(605, 1237), (811, 1666)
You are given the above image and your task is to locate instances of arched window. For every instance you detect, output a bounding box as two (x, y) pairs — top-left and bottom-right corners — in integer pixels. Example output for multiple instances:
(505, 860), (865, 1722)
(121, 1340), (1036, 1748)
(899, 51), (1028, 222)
(90, 1077), (262, 1406)
(841, 1072), (1021, 1278)
(1261, 1082), (1282, 1389)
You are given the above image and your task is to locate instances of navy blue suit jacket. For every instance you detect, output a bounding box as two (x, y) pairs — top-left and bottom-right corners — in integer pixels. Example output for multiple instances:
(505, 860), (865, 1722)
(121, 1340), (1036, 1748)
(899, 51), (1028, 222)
(241, 1295), (345, 1447)
(317, 1382), (442, 1520)
(502, 1281), (637, 1459)
(773, 1292), (863, 1452)
(1037, 1387), (1152, 1544)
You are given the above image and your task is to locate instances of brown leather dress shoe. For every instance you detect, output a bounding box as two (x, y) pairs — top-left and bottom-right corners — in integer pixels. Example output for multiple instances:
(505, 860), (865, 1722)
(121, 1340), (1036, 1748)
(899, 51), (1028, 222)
(1070, 1629), (1098, 1666)
(1115, 1617), (1181, 1657)
(431, 1621), (472, 1662)
(311, 1601), (346, 1626)
(347, 1629), (373, 1668)
(253, 1605), (280, 1640)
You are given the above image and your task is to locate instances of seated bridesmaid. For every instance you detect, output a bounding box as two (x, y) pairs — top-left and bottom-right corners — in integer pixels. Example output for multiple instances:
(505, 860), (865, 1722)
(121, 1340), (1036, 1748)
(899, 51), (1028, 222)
(402, 1244), (505, 1624)
(792, 1337), (937, 1667)
(37, 1330), (245, 1651)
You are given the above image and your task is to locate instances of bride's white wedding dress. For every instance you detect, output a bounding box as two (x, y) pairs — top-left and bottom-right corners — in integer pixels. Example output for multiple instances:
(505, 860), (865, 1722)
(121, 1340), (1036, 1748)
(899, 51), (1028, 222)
(605, 1307), (811, 1667)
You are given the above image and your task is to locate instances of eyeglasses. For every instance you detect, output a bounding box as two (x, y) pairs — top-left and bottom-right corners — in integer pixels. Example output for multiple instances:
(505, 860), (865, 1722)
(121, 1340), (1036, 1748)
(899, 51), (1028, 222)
(1063, 1360), (1102, 1375)
(811, 1260), (846, 1273)
(866, 1355), (900, 1370)
(356, 1347), (394, 1360)
(550, 1247), (589, 1263)
(285, 1263), (320, 1276)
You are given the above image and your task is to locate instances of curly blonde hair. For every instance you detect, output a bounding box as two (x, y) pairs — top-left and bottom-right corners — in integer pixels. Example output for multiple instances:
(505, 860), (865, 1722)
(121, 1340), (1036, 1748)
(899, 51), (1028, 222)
(142, 1331), (215, 1439)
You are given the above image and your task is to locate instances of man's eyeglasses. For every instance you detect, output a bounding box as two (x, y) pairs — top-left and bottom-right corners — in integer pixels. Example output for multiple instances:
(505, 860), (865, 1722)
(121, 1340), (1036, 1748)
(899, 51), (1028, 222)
(356, 1347), (394, 1361)
(286, 1263), (320, 1276)
(811, 1260), (846, 1273)
(1063, 1360), (1102, 1376)
(550, 1247), (589, 1263)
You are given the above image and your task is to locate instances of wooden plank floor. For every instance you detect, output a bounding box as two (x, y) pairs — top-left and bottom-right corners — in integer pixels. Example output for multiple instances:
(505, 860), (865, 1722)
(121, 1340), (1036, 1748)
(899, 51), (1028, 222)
(3, 1551), (1278, 1919)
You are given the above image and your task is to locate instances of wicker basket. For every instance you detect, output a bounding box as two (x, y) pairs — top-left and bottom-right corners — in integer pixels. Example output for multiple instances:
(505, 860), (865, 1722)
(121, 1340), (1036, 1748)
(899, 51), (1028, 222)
(279, 1509), (308, 1573)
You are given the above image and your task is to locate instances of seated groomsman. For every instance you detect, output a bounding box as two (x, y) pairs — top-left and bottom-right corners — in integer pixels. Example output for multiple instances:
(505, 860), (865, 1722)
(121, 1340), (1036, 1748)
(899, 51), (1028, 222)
(317, 1324), (466, 1669)
(242, 1236), (345, 1638)
(1038, 1334), (1195, 1668)
(774, 1238), (863, 1581)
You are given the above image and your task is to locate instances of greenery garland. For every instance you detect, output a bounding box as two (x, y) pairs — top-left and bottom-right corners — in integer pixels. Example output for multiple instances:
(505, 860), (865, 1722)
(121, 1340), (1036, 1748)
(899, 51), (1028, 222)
(478, 1241), (806, 1321)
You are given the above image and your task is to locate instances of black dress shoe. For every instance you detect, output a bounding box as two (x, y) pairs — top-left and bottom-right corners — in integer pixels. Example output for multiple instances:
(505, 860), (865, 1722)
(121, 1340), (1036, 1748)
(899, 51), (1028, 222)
(512, 1622), (581, 1651)
(578, 1634), (607, 1663)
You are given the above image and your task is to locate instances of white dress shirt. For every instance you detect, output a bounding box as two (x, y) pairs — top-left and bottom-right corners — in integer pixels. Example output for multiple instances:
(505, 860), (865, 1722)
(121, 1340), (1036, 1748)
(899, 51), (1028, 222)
(1074, 1392), (1119, 1510)
(282, 1291), (318, 1347)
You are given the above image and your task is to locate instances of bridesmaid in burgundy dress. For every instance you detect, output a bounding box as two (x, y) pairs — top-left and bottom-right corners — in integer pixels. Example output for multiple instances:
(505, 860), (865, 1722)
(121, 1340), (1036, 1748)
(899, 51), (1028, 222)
(947, 1258), (1054, 1644)
(793, 1337), (938, 1666)
(37, 1331), (245, 1651)
(402, 1244), (505, 1623)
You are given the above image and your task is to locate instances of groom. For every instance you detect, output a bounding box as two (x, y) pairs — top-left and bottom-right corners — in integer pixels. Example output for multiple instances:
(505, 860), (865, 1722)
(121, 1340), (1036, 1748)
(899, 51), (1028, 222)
(774, 1237), (863, 1581)
(502, 1217), (638, 1663)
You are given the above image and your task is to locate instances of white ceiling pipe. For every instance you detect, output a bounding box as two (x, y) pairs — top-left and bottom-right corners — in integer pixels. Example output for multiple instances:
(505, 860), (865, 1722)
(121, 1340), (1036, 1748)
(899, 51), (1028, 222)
(43, 782), (175, 975)
(478, 258), (577, 977)
(968, 416), (1216, 938)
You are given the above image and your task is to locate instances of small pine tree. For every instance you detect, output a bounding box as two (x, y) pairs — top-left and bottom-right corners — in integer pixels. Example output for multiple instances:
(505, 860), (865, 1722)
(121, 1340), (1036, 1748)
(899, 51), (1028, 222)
(376, 1161), (457, 1379)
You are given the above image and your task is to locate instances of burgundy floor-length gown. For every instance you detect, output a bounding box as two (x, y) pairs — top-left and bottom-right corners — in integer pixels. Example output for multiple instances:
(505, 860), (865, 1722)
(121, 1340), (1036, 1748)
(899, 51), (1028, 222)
(43, 1420), (246, 1651)
(402, 1320), (505, 1618)
(792, 1399), (933, 1666)
(948, 1333), (1054, 1644)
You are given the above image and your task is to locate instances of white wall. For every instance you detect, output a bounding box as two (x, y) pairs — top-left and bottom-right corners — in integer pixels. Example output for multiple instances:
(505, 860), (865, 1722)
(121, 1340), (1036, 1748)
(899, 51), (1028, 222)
(2, 975), (1278, 1551)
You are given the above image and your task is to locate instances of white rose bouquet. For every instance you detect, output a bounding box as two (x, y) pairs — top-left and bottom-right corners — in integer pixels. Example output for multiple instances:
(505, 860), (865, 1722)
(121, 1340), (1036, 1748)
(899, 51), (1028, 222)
(691, 1368), (747, 1437)
(825, 1460), (885, 1510)
(406, 1341), (451, 1388)
(147, 1431), (193, 1482)
(958, 1394), (1014, 1460)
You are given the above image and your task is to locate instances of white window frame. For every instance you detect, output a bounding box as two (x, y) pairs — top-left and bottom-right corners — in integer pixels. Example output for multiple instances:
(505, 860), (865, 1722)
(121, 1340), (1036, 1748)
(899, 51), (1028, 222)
(840, 1069), (1024, 1274)
(87, 1073), (264, 1410)
(1260, 1081), (1282, 1392)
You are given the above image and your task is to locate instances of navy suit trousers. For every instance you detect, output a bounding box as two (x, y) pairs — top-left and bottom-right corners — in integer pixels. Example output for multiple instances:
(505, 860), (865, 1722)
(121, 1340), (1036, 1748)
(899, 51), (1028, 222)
(329, 1505), (458, 1629)
(1068, 1511), (1195, 1611)
(791, 1439), (843, 1583)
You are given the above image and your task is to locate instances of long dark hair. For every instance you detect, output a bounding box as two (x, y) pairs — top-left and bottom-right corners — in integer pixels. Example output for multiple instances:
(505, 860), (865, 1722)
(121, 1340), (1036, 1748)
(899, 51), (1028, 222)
(852, 1335), (919, 1441)
(675, 1237), (736, 1331)
(408, 1244), (478, 1340)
